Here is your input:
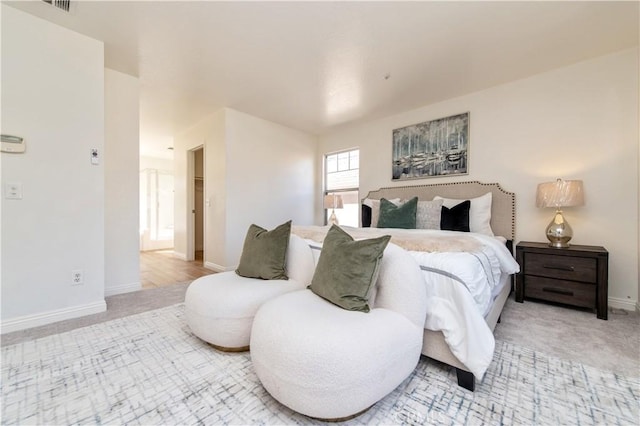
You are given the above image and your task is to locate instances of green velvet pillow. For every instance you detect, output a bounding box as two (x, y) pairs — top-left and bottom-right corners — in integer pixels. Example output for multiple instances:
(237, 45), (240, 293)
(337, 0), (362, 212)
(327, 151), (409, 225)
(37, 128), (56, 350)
(235, 220), (291, 280)
(377, 197), (418, 229)
(309, 225), (391, 312)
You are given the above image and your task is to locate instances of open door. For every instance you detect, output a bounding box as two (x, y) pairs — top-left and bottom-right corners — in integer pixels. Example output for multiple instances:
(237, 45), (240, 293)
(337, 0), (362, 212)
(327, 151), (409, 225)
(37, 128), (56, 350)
(193, 148), (204, 262)
(186, 146), (205, 262)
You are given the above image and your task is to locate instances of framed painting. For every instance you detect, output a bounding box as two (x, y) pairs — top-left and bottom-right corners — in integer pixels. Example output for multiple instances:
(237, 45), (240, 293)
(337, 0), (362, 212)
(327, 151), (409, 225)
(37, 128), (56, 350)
(392, 112), (469, 180)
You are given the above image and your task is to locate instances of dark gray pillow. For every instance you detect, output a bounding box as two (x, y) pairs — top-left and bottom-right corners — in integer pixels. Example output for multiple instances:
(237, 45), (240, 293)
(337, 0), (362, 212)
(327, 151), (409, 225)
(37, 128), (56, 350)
(309, 225), (391, 312)
(377, 197), (418, 229)
(236, 220), (291, 280)
(440, 201), (471, 232)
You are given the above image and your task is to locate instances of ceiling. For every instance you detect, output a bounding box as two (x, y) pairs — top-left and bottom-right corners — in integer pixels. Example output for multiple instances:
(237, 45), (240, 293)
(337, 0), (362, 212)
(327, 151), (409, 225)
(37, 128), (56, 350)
(5, 1), (639, 159)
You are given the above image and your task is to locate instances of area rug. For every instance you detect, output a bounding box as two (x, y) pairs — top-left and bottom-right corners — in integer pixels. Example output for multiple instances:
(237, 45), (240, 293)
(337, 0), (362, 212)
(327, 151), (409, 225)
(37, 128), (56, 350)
(1, 304), (638, 425)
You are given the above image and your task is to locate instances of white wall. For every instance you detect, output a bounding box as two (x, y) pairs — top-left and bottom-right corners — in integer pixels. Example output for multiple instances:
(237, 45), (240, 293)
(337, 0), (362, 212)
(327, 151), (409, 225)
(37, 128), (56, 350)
(140, 156), (174, 172)
(203, 110), (227, 269)
(174, 108), (316, 270)
(1, 5), (106, 331)
(225, 109), (317, 267)
(104, 68), (140, 296)
(318, 48), (639, 308)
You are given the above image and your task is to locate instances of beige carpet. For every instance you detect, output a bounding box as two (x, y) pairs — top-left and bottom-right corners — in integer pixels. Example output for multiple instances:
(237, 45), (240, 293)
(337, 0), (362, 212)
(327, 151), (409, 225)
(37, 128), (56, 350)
(495, 295), (639, 377)
(0, 282), (189, 347)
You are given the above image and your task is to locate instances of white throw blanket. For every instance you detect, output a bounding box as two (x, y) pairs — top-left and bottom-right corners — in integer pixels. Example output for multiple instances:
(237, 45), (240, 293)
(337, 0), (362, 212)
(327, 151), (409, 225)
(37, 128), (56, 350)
(292, 225), (520, 380)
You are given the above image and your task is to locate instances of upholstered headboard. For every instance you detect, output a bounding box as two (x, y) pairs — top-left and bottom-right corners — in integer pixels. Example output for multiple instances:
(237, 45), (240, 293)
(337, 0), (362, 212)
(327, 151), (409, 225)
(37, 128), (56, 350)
(362, 181), (515, 241)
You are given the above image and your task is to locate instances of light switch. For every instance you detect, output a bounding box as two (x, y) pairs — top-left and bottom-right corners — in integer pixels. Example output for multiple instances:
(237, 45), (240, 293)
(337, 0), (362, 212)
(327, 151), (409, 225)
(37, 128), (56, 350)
(91, 149), (99, 165)
(4, 182), (22, 199)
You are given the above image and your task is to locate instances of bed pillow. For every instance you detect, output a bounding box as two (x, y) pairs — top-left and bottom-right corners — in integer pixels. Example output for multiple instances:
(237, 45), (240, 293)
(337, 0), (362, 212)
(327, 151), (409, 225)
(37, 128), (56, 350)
(363, 198), (401, 227)
(236, 220), (291, 280)
(378, 197), (418, 229)
(434, 192), (494, 236)
(440, 200), (471, 232)
(309, 225), (391, 312)
(361, 204), (372, 227)
(416, 199), (444, 230)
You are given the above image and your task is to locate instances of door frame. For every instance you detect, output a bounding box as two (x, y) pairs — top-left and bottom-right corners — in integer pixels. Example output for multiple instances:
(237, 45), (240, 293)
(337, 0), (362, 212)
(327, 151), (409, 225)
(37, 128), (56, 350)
(186, 145), (204, 261)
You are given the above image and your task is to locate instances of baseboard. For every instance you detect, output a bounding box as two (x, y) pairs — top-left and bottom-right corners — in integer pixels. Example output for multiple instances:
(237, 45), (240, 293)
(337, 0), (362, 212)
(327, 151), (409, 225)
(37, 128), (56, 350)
(204, 261), (229, 272)
(636, 301), (640, 313)
(1, 300), (107, 334)
(173, 252), (187, 261)
(608, 296), (638, 312)
(105, 282), (141, 297)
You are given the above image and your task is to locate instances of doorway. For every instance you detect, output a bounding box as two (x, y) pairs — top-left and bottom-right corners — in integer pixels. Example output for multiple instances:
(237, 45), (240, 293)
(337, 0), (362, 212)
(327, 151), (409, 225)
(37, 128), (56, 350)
(193, 147), (204, 262)
(139, 167), (174, 251)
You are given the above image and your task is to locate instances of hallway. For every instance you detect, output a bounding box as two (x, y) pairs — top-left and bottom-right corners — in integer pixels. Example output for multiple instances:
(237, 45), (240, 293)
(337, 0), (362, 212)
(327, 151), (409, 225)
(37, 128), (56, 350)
(140, 250), (215, 289)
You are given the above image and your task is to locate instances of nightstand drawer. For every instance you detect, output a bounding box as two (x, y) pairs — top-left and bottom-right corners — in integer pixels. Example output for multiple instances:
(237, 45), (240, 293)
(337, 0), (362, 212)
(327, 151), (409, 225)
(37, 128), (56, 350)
(524, 276), (595, 308)
(525, 253), (597, 283)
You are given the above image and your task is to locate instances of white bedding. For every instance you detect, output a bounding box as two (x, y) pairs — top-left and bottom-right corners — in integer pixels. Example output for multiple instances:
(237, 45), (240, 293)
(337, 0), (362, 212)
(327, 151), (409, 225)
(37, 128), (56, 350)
(379, 229), (519, 380)
(292, 225), (520, 380)
(407, 231), (518, 317)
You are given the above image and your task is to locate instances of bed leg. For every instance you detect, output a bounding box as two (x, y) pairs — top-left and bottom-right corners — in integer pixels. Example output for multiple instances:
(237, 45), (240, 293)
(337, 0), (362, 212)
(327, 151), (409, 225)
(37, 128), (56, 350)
(456, 368), (475, 391)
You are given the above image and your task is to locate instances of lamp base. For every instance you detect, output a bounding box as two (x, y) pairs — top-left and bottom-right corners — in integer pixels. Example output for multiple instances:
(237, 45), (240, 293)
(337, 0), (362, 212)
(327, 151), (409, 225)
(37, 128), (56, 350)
(329, 209), (339, 226)
(545, 209), (573, 248)
(547, 239), (571, 249)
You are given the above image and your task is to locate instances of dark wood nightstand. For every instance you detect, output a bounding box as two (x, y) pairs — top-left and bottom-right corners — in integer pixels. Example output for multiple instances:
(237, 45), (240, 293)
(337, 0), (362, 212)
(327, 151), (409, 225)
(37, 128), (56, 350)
(515, 241), (609, 320)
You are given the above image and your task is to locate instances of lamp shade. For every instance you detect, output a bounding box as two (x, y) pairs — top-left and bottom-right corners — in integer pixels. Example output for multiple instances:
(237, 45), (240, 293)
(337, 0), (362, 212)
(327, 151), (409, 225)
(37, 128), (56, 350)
(536, 179), (584, 208)
(323, 194), (344, 210)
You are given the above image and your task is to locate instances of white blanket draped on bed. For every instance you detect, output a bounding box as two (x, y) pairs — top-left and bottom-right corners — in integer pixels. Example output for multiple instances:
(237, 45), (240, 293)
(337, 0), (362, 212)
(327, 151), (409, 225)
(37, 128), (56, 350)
(292, 225), (520, 379)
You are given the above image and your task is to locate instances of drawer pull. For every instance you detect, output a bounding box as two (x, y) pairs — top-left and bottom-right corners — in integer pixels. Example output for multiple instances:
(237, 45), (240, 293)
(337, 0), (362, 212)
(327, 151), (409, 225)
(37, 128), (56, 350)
(542, 286), (574, 296)
(543, 265), (575, 272)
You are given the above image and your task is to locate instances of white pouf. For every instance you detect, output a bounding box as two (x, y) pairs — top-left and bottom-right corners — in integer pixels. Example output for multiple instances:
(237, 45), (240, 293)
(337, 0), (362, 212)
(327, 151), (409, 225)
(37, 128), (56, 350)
(185, 234), (315, 351)
(250, 243), (427, 420)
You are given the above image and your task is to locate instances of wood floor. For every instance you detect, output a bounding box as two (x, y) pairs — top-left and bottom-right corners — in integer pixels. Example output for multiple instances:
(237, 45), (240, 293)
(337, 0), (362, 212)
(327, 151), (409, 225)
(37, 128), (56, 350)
(140, 250), (216, 289)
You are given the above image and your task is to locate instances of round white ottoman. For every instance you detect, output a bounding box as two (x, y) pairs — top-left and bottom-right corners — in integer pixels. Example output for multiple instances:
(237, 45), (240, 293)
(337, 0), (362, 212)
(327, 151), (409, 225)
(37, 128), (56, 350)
(250, 243), (428, 420)
(185, 234), (314, 351)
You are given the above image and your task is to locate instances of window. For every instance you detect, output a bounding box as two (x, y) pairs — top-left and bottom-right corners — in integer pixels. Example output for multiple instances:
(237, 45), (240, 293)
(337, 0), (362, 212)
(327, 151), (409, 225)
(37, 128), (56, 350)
(140, 168), (174, 250)
(324, 148), (359, 227)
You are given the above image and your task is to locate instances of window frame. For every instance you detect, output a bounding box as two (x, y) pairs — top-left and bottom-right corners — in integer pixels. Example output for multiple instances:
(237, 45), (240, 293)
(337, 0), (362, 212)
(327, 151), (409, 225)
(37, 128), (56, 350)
(323, 148), (360, 226)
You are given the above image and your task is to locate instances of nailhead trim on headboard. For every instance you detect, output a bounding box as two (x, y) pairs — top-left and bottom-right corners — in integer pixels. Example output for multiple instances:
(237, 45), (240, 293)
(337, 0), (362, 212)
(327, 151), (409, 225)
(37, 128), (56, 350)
(362, 181), (516, 241)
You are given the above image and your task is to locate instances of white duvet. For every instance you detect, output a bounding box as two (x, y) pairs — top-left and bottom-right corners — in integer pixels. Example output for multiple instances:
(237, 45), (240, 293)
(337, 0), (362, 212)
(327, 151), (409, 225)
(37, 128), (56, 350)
(407, 231), (518, 316)
(293, 226), (520, 380)
(403, 231), (519, 379)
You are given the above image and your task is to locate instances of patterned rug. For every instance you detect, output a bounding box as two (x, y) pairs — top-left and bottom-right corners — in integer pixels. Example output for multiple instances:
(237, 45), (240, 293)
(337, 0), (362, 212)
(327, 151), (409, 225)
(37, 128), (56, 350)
(1, 304), (638, 425)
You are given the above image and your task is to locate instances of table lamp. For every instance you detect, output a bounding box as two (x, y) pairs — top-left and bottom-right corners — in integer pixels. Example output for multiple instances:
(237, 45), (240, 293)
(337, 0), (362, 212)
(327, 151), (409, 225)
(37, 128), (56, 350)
(323, 194), (344, 225)
(536, 178), (584, 248)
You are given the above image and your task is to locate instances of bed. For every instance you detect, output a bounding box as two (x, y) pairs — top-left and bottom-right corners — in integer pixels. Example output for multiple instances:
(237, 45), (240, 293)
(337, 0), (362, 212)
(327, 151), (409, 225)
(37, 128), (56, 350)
(360, 181), (517, 391)
(293, 181), (518, 392)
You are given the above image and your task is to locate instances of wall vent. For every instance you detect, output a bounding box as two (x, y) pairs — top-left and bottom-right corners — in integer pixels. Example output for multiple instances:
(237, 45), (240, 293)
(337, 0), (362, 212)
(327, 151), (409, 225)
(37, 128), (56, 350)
(42, 0), (71, 13)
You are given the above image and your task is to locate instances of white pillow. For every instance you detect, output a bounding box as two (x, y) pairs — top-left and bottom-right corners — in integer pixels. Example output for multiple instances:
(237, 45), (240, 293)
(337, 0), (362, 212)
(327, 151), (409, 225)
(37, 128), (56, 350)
(433, 192), (494, 236)
(363, 198), (401, 227)
(416, 199), (443, 230)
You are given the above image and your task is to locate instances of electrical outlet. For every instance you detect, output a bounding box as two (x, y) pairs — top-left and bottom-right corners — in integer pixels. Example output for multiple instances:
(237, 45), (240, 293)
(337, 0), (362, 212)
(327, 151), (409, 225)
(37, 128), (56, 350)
(72, 270), (84, 285)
